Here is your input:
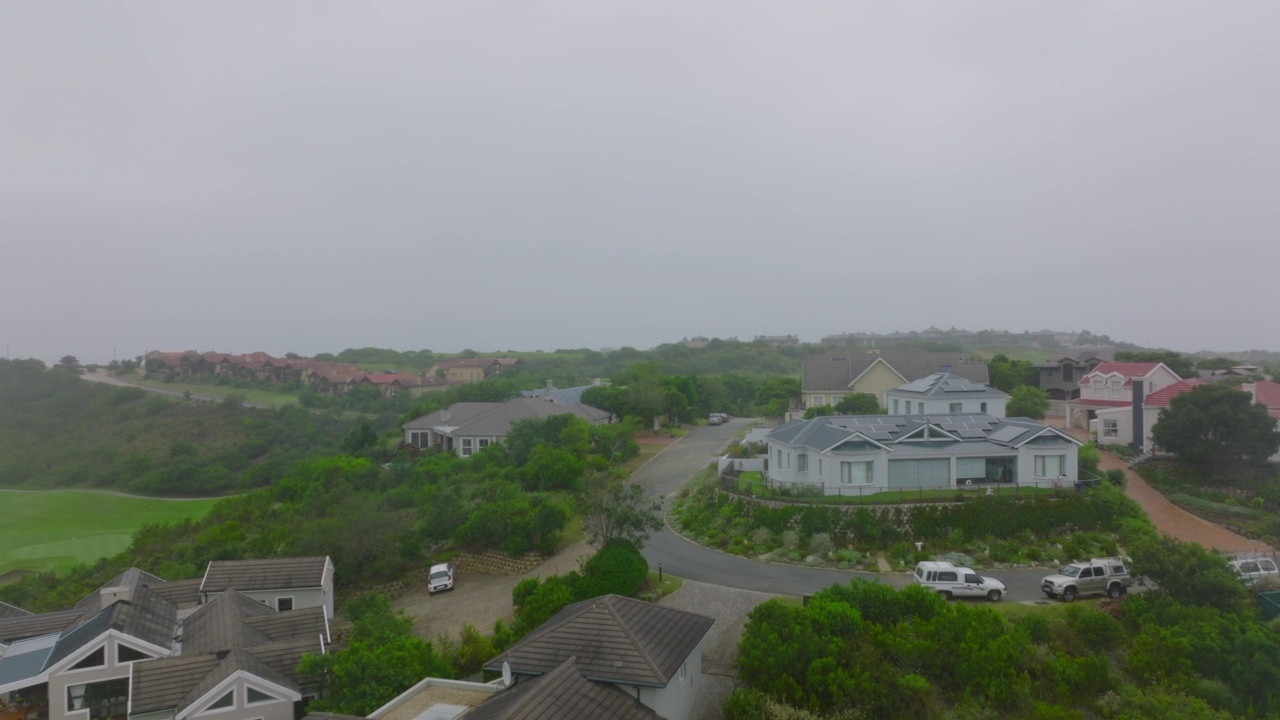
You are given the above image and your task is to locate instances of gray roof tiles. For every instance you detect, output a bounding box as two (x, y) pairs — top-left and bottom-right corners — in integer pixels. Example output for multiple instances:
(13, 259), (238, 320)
(889, 373), (1009, 398)
(201, 556), (329, 594)
(402, 398), (612, 437)
(0, 602), (30, 620)
(485, 594), (713, 687)
(130, 654), (224, 714)
(768, 414), (1079, 451)
(0, 610), (80, 644)
(179, 590), (276, 655)
(466, 657), (661, 720)
(803, 352), (990, 392)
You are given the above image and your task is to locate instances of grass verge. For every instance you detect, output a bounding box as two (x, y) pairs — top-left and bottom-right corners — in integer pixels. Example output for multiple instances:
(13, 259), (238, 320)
(136, 378), (300, 407)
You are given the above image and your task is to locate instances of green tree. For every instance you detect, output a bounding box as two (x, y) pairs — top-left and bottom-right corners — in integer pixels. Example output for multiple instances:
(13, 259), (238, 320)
(1150, 383), (1280, 468)
(803, 404), (835, 419)
(833, 393), (884, 415)
(297, 594), (452, 716)
(581, 482), (663, 551)
(340, 422), (379, 455)
(1007, 385), (1051, 419)
(986, 354), (1037, 392)
(1127, 535), (1251, 614)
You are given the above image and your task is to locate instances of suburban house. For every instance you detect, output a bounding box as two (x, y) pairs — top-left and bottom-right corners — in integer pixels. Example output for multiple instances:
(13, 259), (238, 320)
(802, 352), (990, 410)
(1034, 351), (1114, 400)
(356, 373), (446, 398)
(765, 414), (1082, 494)
(519, 380), (606, 406)
(753, 335), (800, 347)
(199, 557), (335, 619)
(885, 374), (1009, 418)
(483, 594), (714, 720)
(0, 558), (332, 720)
(1064, 362), (1182, 438)
(1244, 381), (1280, 462)
(428, 358), (522, 384)
(1198, 364), (1263, 379)
(401, 398), (614, 457)
(1090, 378), (1204, 451)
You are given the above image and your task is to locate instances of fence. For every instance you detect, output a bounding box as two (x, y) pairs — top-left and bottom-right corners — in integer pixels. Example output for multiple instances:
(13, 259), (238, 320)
(717, 455), (765, 474)
(720, 468), (1104, 505)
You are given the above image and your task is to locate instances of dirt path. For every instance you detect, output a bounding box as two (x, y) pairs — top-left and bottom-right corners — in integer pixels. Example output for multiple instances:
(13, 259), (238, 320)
(393, 541), (598, 642)
(1048, 419), (1269, 553)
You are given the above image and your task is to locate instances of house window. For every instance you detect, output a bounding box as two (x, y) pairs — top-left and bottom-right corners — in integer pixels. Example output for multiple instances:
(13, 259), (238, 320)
(797, 454), (807, 472)
(68, 679), (129, 720)
(276, 596), (294, 612)
(840, 461), (872, 485)
(460, 438), (473, 457)
(956, 456), (1016, 484)
(1062, 366), (1074, 382)
(812, 395), (825, 407)
(117, 645), (152, 663)
(818, 459), (823, 477)
(69, 647), (105, 670)
(786, 453), (791, 469)
(980, 402), (988, 413)
(892, 399), (899, 414)
(478, 439), (490, 449)
(776, 449), (782, 466)
(246, 688), (276, 704)
(1102, 419), (1119, 438)
(949, 403), (962, 413)
(209, 691), (235, 710)
(1035, 455), (1065, 478)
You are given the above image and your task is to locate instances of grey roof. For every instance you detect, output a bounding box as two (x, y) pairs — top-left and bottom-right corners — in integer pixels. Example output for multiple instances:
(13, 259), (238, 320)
(0, 610), (80, 644)
(402, 398), (613, 437)
(0, 601), (30, 620)
(130, 654), (224, 714)
(48, 584), (177, 668)
(201, 556), (330, 594)
(0, 634), (57, 691)
(467, 656), (661, 720)
(803, 352), (990, 392)
(144, 578), (203, 608)
(768, 414), (1081, 452)
(888, 373), (1009, 399)
(244, 607), (327, 644)
(485, 594), (713, 687)
(180, 590), (277, 655)
(520, 383), (600, 406)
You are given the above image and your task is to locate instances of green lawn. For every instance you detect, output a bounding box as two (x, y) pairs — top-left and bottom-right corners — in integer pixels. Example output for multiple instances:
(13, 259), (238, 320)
(135, 378), (300, 407)
(0, 490), (223, 575)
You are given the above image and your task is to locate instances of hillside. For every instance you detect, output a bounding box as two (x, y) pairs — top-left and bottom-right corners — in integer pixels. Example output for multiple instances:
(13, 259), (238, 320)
(0, 359), (360, 495)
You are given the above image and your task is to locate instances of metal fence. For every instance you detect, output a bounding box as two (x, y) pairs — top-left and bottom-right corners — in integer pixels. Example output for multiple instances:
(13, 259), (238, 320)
(720, 469), (1105, 505)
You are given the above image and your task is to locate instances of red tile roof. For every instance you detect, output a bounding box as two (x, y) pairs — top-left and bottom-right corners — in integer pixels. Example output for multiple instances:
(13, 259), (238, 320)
(1143, 379), (1206, 407)
(1078, 362), (1163, 386)
(1252, 381), (1280, 411)
(435, 358), (500, 368)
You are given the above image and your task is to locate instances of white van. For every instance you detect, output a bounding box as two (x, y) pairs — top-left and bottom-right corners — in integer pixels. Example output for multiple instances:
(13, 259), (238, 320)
(913, 560), (1006, 601)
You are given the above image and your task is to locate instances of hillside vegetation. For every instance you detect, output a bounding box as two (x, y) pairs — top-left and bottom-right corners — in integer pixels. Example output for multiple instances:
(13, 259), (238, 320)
(0, 359), (361, 495)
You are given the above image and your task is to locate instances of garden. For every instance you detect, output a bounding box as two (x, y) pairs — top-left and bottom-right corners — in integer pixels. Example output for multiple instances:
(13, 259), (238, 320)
(1137, 459), (1280, 545)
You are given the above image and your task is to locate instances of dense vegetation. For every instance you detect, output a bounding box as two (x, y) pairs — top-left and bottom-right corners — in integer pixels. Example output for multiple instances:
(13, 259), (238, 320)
(1138, 458), (1280, 546)
(0, 359), (360, 494)
(1151, 382), (1280, 468)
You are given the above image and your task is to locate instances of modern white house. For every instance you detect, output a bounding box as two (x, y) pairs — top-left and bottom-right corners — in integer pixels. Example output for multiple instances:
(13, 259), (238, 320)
(766, 414), (1082, 495)
(1091, 378), (1204, 450)
(885, 374), (1009, 418)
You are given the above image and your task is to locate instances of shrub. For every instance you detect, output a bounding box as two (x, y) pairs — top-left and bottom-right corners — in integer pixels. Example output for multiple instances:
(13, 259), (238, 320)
(512, 577), (540, 608)
(751, 527), (773, 548)
(1063, 605), (1122, 652)
(809, 532), (834, 557)
(782, 530), (801, 551)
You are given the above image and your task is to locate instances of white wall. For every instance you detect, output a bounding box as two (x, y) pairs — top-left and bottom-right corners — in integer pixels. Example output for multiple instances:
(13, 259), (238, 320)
(636, 638), (702, 720)
(717, 456), (765, 474)
(886, 394), (1007, 418)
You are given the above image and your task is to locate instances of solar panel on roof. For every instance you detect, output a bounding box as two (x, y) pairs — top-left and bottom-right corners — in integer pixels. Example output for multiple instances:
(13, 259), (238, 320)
(958, 428), (988, 438)
(989, 426), (1025, 443)
(865, 430), (895, 440)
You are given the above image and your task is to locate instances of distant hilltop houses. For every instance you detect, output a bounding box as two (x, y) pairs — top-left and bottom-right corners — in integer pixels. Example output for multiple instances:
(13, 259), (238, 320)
(821, 327), (1079, 348)
(139, 350), (522, 397)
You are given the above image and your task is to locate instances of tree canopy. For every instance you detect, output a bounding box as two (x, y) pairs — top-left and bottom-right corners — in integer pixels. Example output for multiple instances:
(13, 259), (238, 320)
(581, 482), (663, 551)
(1006, 385), (1051, 419)
(1150, 383), (1280, 467)
(1115, 350), (1196, 379)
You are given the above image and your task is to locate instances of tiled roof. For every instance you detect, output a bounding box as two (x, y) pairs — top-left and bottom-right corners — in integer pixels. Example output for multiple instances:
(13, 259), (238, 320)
(1252, 381), (1280, 411)
(485, 594), (713, 687)
(1144, 379), (1206, 407)
(0, 601), (30, 620)
(180, 591), (276, 655)
(435, 358), (500, 368)
(47, 584), (177, 668)
(243, 607), (327, 645)
(769, 414), (1079, 450)
(201, 557), (329, 594)
(803, 353), (989, 392)
(888, 373), (1008, 399)
(143, 578), (203, 609)
(467, 656), (661, 720)
(1078, 362), (1164, 386)
(0, 610), (81, 644)
(402, 399), (613, 437)
(130, 654), (223, 714)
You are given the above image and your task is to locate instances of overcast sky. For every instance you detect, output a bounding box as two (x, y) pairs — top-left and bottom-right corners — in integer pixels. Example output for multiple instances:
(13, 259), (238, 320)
(2, 1), (1278, 364)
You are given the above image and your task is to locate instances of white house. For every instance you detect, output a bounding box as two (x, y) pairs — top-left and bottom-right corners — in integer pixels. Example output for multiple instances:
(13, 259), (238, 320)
(1091, 378), (1204, 450)
(766, 414), (1082, 495)
(1065, 362), (1182, 435)
(885, 373), (1009, 418)
(402, 398), (613, 457)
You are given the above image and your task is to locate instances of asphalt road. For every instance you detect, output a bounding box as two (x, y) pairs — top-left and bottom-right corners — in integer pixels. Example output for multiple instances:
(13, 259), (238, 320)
(638, 419), (1064, 603)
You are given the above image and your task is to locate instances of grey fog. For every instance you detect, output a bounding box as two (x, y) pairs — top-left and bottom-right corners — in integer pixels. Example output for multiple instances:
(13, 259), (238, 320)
(2, 1), (1278, 364)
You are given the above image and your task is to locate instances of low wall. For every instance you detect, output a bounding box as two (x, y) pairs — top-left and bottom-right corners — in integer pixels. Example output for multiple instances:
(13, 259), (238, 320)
(718, 455), (765, 474)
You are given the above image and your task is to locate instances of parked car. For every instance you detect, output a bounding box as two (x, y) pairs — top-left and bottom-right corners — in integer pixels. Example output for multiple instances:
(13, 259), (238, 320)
(1041, 557), (1132, 601)
(1229, 556), (1280, 587)
(707, 414), (724, 425)
(913, 561), (1006, 601)
(428, 562), (455, 594)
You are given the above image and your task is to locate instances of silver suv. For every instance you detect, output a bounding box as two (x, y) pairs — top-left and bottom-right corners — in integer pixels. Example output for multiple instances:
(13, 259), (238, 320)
(1041, 557), (1132, 601)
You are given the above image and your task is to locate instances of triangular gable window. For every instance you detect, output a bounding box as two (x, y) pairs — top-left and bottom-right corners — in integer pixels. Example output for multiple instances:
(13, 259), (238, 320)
(246, 688), (277, 704)
(70, 647), (105, 670)
(118, 644), (153, 663)
(209, 691), (234, 710)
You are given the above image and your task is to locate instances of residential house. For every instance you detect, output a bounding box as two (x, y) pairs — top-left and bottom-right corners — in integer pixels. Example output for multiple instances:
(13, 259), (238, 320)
(1198, 365), (1263, 379)
(357, 373), (446, 398)
(520, 380), (606, 406)
(678, 336), (709, 348)
(1244, 381), (1280, 462)
(0, 558), (331, 720)
(483, 594), (714, 720)
(401, 398), (613, 457)
(885, 374), (1009, 418)
(802, 352), (990, 409)
(199, 557), (334, 619)
(1064, 362), (1182, 439)
(1034, 350), (1114, 400)
(766, 414), (1082, 494)
(428, 358), (522, 384)
(753, 335), (799, 347)
(1091, 378), (1204, 451)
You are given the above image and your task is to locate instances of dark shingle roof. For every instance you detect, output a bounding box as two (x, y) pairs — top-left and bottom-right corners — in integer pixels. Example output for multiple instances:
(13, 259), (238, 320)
(243, 607), (327, 644)
(130, 654), (224, 714)
(485, 595), (713, 687)
(144, 578), (203, 608)
(201, 557), (329, 594)
(0, 610), (80, 644)
(46, 585), (177, 668)
(0, 601), (30, 620)
(179, 590), (275, 654)
(803, 352), (990, 392)
(467, 657), (662, 720)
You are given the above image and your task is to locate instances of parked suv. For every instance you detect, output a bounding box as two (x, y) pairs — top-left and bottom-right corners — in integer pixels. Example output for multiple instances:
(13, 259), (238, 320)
(913, 561), (1006, 601)
(1041, 557), (1131, 601)
(1229, 555), (1280, 587)
(428, 563), (455, 594)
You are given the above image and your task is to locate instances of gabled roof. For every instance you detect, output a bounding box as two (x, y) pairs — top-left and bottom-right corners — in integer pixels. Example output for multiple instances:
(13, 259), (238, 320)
(48, 584), (177, 667)
(466, 656), (661, 720)
(1251, 381), (1280, 410)
(0, 610), (82, 645)
(402, 399), (612, 437)
(485, 594), (713, 688)
(1144, 379), (1206, 407)
(1078, 362), (1175, 386)
(768, 414), (1080, 451)
(0, 601), (30, 620)
(887, 373), (1009, 399)
(803, 353), (990, 392)
(521, 383), (602, 406)
(200, 557), (330, 595)
(144, 578), (203, 609)
(434, 358), (501, 369)
(179, 590), (276, 655)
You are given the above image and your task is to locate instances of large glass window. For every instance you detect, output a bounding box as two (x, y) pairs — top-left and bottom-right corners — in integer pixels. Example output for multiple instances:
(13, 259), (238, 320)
(460, 438), (473, 457)
(1035, 455), (1065, 478)
(840, 461), (872, 484)
(68, 679), (129, 720)
(956, 456), (1017, 484)
(797, 454), (807, 472)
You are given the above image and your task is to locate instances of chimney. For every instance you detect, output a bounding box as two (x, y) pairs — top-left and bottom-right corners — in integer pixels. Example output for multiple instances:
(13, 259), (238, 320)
(546, 379), (554, 390)
(1132, 379), (1145, 454)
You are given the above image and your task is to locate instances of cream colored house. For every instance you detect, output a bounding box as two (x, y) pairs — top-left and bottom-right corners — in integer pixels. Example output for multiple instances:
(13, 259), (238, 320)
(802, 352), (990, 409)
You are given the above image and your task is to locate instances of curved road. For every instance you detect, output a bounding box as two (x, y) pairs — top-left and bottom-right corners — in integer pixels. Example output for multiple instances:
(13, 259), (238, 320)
(638, 419), (1064, 603)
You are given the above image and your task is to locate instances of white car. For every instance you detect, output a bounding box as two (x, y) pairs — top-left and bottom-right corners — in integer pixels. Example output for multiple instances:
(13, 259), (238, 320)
(428, 563), (455, 594)
(913, 561), (1006, 602)
(1229, 556), (1279, 587)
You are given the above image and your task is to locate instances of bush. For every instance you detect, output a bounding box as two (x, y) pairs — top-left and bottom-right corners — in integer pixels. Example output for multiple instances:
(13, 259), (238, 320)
(512, 577), (540, 608)
(808, 532), (834, 557)
(782, 530), (800, 551)
(751, 527), (773, 548)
